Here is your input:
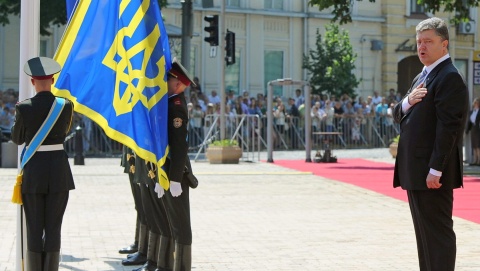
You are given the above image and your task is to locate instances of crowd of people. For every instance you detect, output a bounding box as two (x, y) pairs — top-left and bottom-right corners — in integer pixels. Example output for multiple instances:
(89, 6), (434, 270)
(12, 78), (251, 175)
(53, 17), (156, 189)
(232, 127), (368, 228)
(0, 88), (19, 137)
(184, 80), (405, 149)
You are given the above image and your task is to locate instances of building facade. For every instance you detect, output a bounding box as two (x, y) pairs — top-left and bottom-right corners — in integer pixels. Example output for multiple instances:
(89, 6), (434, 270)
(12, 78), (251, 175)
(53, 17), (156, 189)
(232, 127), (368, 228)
(0, 0), (479, 100)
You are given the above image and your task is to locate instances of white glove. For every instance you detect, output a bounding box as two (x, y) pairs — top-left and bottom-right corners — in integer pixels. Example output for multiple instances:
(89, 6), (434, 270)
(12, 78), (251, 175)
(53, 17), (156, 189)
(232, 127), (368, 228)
(169, 181), (183, 197)
(154, 183), (165, 198)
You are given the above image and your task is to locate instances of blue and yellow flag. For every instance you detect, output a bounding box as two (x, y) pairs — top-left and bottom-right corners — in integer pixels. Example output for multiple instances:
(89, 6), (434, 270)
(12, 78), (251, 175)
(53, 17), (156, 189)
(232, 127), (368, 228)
(53, 0), (171, 184)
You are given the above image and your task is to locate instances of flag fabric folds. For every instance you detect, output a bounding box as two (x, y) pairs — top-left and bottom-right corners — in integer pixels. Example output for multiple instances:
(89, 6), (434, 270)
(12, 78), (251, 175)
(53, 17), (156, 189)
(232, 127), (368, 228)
(54, 0), (172, 187)
(65, 0), (77, 21)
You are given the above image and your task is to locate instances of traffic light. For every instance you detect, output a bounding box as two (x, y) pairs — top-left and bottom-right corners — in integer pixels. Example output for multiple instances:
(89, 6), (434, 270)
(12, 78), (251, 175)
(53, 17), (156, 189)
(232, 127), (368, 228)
(225, 30), (235, 66)
(204, 15), (219, 46)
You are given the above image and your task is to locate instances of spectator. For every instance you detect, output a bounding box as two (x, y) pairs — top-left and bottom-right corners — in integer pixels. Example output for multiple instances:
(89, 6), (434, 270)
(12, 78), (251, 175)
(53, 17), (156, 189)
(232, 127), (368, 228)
(248, 97), (262, 117)
(311, 102), (326, 145)
(0, 105), (15, 129)
(226, 89), (236, 106)
(371, 91), (382, 107)
(287, 97), (300, 149)
(242, 90), (251, 105)
(466, 98), (480, 165)
(375, 97), (389, 139)
(208, 90), (221, 106)
(294, 88), (305, 108)
(387, 88), (396, 103)
(197, 93), (207, 112)
(225, 103), (236, 138)
(190, 104), (204, 147)
(273, 103), (287, 147)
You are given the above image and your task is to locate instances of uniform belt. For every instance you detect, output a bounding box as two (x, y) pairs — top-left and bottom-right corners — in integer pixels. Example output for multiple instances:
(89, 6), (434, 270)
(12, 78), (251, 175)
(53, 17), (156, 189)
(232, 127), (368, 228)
(37, 144), (64, 152)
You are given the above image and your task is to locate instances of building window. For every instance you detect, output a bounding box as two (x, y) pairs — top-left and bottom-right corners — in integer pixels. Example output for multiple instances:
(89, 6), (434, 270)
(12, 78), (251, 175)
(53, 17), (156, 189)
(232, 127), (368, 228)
(411, 0), (425, 14)
(264, 50), (284, 96)
(227, 0), (240, 7)
(265, 0), (283, 10)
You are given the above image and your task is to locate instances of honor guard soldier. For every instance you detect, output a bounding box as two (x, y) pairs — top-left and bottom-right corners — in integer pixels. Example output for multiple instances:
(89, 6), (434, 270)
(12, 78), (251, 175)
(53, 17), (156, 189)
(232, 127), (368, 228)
(118, 146), (150, 262)
(156, 59), (197, 271)
(11, 57), (75, 271)
(124, 154), (174, 271)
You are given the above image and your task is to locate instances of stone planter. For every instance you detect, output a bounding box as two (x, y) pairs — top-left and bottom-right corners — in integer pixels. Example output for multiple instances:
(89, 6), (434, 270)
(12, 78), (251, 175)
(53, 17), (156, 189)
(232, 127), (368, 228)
(206, 146), (242, 164)
(389, 142), (398, 158)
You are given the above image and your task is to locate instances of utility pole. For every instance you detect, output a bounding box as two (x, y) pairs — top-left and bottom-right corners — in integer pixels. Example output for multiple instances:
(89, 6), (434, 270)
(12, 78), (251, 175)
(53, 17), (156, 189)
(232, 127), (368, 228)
(181, 0), (193, 70)
(219, 0), (226, 140)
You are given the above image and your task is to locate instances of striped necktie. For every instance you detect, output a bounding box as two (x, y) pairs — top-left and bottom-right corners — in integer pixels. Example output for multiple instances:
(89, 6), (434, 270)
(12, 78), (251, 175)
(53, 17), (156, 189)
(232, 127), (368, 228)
(416, 69), (428, 86)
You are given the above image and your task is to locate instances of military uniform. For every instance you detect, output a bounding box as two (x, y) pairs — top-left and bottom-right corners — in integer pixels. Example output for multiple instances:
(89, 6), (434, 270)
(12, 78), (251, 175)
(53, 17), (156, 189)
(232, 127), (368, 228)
(161, 60), (196, 271)
(118, 145), (145, 256)
(126, 155), (174, 271)
(11, 57), (74, 271)
(164, 91), (192, 245)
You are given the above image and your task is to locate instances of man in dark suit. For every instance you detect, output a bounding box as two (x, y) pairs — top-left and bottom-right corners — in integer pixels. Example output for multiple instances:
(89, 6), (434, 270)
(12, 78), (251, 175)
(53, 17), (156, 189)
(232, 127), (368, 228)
(11, 57), (75, 271)
(393, 17), (468, 271)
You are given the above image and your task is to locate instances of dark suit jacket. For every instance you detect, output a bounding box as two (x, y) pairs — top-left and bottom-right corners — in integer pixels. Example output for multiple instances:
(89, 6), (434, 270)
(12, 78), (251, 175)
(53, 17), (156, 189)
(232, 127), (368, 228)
(11, 91), (75, 193)
(393, 58), (468, 190)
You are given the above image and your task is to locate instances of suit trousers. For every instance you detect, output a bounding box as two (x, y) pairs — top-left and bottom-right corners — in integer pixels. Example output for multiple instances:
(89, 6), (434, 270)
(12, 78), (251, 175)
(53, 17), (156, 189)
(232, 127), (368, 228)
(407, 189), (456, 271)
(23, 191), (69, 252)
(163, 181), (192, 245)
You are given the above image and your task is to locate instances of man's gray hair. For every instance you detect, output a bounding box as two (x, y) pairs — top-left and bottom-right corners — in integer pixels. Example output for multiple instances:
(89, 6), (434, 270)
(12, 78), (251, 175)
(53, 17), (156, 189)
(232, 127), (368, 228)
(416, 17), (449, 42)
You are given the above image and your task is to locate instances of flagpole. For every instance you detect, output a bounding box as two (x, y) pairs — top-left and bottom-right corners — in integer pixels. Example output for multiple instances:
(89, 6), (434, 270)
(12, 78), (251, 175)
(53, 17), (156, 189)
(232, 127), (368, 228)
(17, 1), (40, 270)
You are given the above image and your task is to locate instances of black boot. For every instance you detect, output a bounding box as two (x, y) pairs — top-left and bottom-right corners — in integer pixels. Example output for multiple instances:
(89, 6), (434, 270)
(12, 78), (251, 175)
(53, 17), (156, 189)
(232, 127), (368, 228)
(143, 231), (158, 270)
(123, 251), (147, 265)
(120, 219), (140, 254)
(27, 250), (42, 271)
(156, 235), (174, 271)
(43, 252), (60, 271)
(123, 223), (148, 265)
(133, 260), (157, 271)
(119, 241), (138, 254)
(173, 243), (191, 271)
(131, 230), (158, 270)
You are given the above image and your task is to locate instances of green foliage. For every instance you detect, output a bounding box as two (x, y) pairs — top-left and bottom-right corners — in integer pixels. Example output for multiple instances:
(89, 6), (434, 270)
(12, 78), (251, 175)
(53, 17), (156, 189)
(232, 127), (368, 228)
(308, 0), (479, 25)
(308, 0), (375, 25)
(0, 0), (168, 36)
(392, 135), (400, 143)
(210, 139), (239, 147)
(302, 24), (359, 99)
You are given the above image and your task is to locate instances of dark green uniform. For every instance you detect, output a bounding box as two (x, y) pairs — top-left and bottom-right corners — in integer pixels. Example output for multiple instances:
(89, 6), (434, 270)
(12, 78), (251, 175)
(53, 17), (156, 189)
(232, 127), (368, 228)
(163, 92), (192, 244)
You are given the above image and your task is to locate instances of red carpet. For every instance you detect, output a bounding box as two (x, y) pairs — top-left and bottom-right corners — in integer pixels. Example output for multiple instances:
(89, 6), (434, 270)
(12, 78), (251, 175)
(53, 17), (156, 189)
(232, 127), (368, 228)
(273, 158), (480, 224)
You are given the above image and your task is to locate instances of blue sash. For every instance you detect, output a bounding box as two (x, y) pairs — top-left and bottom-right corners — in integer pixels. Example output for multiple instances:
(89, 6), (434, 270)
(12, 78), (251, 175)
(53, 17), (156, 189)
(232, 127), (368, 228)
(20, 97), (65, 169)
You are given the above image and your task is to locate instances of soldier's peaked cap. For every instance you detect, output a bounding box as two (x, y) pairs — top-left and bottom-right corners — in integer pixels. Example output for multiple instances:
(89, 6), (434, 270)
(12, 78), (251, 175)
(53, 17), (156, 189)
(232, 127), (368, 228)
(168, 58), (196, 87)
(24, 57), (61, 80)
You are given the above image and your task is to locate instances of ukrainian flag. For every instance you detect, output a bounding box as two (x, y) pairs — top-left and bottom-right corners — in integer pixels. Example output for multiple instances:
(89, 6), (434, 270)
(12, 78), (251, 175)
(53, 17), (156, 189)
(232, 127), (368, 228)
(53, 0), (171, 184)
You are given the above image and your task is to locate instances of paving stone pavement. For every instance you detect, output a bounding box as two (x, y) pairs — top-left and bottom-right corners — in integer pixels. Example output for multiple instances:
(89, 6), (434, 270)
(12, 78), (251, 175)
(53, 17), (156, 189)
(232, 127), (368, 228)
(0, 149), (479, 271)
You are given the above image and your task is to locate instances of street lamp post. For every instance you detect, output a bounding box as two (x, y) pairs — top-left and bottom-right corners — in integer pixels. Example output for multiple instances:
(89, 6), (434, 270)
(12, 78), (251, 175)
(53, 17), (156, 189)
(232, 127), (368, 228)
(219, 0), (226, 140)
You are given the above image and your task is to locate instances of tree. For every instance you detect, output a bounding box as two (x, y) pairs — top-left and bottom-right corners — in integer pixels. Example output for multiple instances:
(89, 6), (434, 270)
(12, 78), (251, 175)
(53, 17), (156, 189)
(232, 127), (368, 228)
(308, 0), (479, 25)
(303, 24), (359, 99)
(0, 0), (168, 36)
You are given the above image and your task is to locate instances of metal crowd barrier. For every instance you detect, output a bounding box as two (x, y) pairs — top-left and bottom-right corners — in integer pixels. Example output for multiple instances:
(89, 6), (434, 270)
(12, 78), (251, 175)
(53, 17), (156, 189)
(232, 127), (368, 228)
(64, 114), (400, 160)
